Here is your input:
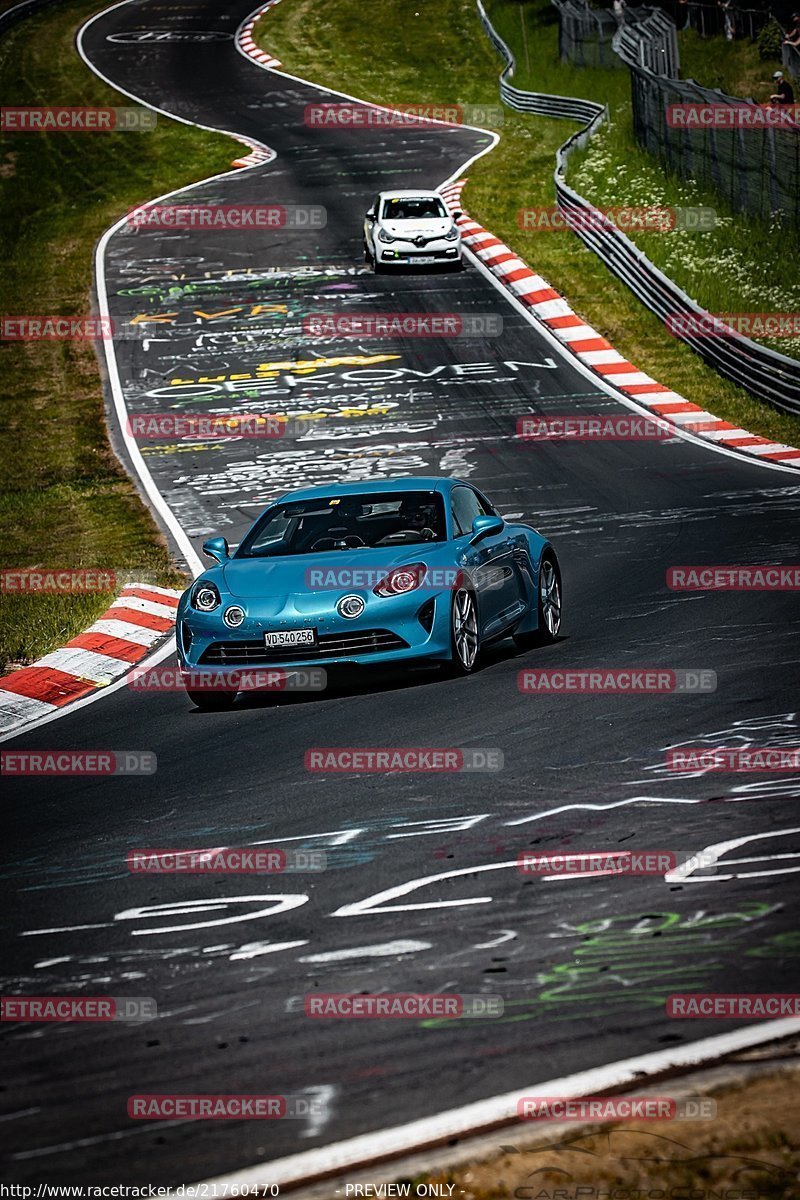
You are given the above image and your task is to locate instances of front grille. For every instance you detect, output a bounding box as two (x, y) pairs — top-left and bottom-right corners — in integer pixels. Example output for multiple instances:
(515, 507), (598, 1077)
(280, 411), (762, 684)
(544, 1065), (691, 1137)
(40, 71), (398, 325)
(199, 629), (409, 665)
(384, 249), (454, 260)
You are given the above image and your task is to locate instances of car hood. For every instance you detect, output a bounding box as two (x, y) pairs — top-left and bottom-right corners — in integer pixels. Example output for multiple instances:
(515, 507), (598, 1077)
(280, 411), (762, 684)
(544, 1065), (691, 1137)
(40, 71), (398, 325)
(380, 218), (453, 238)
(220, 547), (447, 598)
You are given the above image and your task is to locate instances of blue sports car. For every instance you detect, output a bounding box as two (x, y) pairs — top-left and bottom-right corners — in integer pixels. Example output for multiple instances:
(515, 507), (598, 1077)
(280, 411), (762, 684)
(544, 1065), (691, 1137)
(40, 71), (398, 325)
(176, 477), (561, 709)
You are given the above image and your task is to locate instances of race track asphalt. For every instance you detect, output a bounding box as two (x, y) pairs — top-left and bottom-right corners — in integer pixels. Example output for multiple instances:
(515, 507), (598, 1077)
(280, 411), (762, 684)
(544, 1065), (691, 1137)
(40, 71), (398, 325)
(2, 0), (799, 1184)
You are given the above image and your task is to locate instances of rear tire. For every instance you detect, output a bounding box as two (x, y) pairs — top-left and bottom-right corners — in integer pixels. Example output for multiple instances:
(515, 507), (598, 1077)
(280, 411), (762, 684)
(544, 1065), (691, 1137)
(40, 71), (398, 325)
(185, 688), (236, 711)
(514, 552), (562, 650)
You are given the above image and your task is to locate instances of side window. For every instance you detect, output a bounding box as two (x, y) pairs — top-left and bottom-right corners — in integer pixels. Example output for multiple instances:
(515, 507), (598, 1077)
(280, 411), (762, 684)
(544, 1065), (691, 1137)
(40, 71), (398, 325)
(473, 490), (496, 516)
(451, 487), (484, 537)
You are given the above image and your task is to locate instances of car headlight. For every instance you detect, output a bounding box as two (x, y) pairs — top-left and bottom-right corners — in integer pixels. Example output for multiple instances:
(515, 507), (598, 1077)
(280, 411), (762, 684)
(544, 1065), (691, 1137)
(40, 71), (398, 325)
(223, 605), (246, 628)
(377, 228), (396, 243)
(374, 563), (427, 597)
(337, 594), (366, 619)
(191, 581), (221, 612)
(444, 226), (459, 241)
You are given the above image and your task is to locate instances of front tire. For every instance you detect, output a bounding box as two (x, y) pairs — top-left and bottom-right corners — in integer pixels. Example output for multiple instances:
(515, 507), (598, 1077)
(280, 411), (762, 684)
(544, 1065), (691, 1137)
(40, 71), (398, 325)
(514, 552), (562, 649)
(185, 688), (236, 711)
(449, 587), (480, 674)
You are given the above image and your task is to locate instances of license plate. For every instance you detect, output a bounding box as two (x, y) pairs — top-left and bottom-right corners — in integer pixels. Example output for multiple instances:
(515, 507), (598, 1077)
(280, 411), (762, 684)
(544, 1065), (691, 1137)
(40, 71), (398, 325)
(265, 628), (316, 648)
(410, 255), (436, 264)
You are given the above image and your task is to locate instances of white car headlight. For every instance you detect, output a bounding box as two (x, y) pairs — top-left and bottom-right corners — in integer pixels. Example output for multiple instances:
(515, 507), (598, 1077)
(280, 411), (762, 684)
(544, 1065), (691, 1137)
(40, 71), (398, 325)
(377, 228), (396, 243)
(444, 226), (459, 241)
(192, 582), (221, 612)
(223, 605), (246, 628)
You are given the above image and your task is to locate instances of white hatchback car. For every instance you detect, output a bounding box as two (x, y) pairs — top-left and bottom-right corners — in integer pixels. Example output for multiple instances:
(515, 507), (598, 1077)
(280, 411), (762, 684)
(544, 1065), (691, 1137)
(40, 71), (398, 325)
(363, 190), (463, 271)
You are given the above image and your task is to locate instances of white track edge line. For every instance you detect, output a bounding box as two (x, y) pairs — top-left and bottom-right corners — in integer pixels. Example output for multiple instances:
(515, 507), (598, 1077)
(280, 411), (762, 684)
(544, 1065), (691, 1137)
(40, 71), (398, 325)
(0, 637), (177, 745)
(194, 1017), (800, 1188)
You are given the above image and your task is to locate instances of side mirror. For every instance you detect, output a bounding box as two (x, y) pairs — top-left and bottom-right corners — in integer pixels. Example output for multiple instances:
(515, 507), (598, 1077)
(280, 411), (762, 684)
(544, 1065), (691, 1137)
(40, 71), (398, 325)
(366, 210), (376, 221)
(202, 536), (229, 563)
(453, 210), (463, 219)
(470, 514), (504, 543)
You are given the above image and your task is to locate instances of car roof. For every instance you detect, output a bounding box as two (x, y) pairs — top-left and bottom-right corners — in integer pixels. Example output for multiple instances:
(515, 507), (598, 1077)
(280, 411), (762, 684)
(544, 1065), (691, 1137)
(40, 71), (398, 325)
(275, 477), (467, 503)
(377, 189), (444, 199)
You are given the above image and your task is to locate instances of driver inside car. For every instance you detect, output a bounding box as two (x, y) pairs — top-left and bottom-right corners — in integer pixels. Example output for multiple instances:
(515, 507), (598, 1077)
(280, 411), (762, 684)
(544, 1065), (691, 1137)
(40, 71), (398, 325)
(397, 498), (439, 541)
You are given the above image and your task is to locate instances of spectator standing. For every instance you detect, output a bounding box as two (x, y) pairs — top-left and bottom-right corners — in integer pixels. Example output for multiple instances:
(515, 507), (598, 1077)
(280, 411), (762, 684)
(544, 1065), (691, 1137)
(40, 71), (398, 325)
(782, 13), (800, 81)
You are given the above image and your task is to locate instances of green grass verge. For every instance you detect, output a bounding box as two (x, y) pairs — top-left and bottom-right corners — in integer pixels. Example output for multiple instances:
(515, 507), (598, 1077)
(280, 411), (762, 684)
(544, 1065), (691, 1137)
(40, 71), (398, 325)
(255, 0), (800, 450)
(678, 25), (782, 99)
(0, 0), (235, 671)
(414, 1070), (800, 1200)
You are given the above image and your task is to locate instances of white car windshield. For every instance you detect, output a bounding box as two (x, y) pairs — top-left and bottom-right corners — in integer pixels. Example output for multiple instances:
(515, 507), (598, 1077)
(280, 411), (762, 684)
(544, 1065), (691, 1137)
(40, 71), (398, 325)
(382, 197), (447, 220)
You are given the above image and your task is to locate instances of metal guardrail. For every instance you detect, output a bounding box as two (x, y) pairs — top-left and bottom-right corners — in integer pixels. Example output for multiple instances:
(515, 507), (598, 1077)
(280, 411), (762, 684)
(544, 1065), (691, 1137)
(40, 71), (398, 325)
(556, 0), (681, 74)
(556, 0), (799, 226)
(476, 0), (800, 416)
(683, 1), (768, 42)
(477, 1), (606, 124)
(614, 7), (681, 76)
(784, 42), (800, 79)
(556, 0), (626, 68)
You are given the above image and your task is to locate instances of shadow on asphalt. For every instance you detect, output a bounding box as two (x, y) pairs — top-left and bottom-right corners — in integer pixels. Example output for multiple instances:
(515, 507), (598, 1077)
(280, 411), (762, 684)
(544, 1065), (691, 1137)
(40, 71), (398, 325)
(185, 634), (569, 714)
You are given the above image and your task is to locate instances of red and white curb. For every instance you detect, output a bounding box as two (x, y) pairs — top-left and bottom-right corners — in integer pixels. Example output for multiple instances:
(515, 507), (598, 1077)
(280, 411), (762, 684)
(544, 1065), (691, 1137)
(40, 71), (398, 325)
(440, 179), (800, 467)
(231, 134), (276, 170)
(0, 584), (182, 735)
(237, 0), (283, 69)
(231, 0), (283, 167)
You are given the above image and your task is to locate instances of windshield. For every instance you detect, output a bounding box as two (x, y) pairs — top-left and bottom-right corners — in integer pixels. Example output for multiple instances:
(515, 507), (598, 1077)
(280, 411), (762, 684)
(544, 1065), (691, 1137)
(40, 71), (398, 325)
(381, 197), (447, 221)
(236, 491), (447, 558)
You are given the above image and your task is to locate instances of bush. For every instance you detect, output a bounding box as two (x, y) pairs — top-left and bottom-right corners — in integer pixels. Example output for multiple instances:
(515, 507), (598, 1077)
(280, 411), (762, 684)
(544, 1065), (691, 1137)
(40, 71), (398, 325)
(756, 17), (784, 60)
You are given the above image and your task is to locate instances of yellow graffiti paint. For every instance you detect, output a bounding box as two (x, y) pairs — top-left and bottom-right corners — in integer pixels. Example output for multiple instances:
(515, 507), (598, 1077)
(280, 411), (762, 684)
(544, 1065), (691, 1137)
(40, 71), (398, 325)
(169, 354), (401, 386)
(128, 303), (289, 327)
